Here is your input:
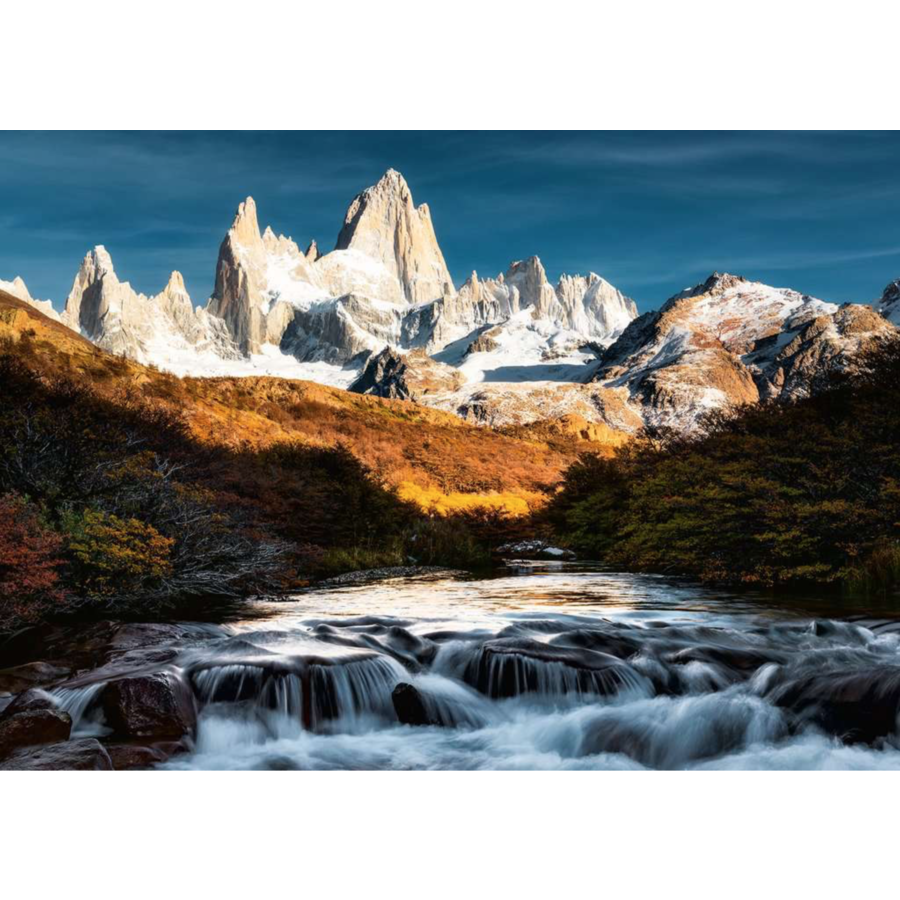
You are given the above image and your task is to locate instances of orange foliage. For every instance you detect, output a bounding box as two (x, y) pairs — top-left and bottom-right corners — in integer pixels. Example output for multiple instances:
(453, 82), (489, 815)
(0, 289), (610, 509)
(0, 493), (66, 628)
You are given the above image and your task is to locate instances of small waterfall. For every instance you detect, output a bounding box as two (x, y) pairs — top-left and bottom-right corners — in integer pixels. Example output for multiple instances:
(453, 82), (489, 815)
(307, 656), (405, 730)
(462, 645), (651, 701)
(52, 682), (107, 735)
(26, 567), (900, 770)
(190, 655), (406, 732)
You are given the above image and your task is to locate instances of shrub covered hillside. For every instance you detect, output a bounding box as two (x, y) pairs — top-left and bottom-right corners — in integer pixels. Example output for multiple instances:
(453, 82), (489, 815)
(0, 349), (413, 633)
(0, 292), (597, 515)
(0, 290), (569, 634)
(545, 340), (900, 594)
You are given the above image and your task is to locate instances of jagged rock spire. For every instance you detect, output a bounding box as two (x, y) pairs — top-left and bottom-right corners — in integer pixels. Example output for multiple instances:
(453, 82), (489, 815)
(335, 169), (454, 305)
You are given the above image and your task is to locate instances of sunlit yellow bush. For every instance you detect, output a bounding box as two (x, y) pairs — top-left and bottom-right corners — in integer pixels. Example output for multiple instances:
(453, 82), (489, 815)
(66, 510), (174, 596)
(397, 482), (540, 517)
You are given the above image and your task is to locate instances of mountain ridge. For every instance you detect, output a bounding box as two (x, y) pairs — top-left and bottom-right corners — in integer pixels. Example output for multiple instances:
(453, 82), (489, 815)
(4, 169), (899, 437)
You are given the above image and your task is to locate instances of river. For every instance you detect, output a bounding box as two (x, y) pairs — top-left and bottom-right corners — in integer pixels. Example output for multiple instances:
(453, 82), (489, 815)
(51, 562), (900, 769)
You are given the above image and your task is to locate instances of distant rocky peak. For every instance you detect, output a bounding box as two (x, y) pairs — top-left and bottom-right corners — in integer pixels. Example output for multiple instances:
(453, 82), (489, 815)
(83, 245), (117, 280)
(305, 239), (320, 262)
(880, 279), (900, 306)
(877, 278), (900, 324)
(1, 275), (33, 302)
(695, 272), (748, 296)
(229, 197), (262, 249)
(162, 270), (188, 297)
(0, 275), (62, 322)
(375, 167), (412, 201)
(504, 256), (554, 312)
(507, 255), (547, 280)
(335, 168), (454, 305)
(156, 271), (191, 306)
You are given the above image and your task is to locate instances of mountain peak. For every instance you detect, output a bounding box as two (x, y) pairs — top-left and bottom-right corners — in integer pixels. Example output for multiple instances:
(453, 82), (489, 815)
(0, 275), (33, 305)
(335, 170), (453, 304)
(507, 256), (547, 281)
(230, 197), (261, 246)
(877, 278), (900, 325)
(165, 270), (187, 294)
(83, 245), (116, 279)
(700, 271), (747, 294)
(377, 167), (409, 190)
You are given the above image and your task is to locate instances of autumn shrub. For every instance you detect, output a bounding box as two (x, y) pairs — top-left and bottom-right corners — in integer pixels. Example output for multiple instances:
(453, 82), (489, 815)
(0, 493), (67, 631)
(844, 543), (900, 597)
(63, 509), (174, 599)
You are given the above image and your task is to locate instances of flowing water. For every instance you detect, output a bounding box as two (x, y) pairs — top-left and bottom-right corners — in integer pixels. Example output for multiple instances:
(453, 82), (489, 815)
(54, 563), (900, 769)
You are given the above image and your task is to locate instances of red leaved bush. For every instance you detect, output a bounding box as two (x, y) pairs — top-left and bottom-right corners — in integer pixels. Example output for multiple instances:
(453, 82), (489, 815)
(0, 493), (67, 630)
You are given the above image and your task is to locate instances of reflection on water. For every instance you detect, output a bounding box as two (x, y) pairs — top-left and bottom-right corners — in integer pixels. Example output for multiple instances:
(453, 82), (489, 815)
(238, 561), (900, 628)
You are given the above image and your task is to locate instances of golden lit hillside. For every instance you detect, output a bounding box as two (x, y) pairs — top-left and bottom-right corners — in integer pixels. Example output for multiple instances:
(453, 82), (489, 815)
(0, 290), (617, 511)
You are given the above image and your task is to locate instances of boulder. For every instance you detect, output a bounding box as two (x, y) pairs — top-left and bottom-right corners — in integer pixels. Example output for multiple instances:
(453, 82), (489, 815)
(0, 738), (113, 770)
(105, 743), (171, 770)
(0, 688), (60, 720)
(770, 667), (900, 744)
(668, 646), (785, 676)
(494, 540), (576, 561)
(101, 672), (197, 740)
(0, 661), (71, 695)
(392, 682), (435, 726)
(0, 708), (72, 760)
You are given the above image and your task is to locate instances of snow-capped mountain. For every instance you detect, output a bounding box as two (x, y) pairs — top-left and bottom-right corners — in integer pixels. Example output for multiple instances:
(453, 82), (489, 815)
(19, 168), (638, 397)
(5, 168), (898, 436)
(61, 246), (238, 367)
(590, 272), (896, 431)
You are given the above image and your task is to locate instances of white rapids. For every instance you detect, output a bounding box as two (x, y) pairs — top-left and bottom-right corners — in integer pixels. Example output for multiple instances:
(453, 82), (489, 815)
(141, 563), (900, 771)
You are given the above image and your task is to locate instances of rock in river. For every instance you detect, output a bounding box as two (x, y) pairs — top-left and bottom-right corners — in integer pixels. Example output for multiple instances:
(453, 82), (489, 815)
(0, 738), (113, 771)
(0, 708), (72, 760)
(101, 672), (197, 741)
(770, 666), (900, 744)
(392, 682), (436, 726)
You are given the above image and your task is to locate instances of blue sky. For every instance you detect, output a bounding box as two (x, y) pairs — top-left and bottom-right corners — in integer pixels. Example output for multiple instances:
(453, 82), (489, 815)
(1, 131), (898, 314)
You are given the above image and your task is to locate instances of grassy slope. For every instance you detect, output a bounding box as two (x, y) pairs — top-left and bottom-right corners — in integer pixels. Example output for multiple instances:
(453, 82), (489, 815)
(0, 291), (612, 509)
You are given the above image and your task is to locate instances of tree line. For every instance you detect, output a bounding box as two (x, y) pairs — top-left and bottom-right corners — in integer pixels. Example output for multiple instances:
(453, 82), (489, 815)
(544, 340), (900, 595)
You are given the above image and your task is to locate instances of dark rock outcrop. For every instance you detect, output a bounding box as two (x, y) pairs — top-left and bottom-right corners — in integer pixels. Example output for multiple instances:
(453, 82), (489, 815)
(770, 667), (900, 744)
(0, 661), (71, 695)
(0, 688), (60, 720)
(105, 743), (172, 771)
(349, 347), (461, 401)
(100, 672), (197, 741)
(0, 709), (72, 760)
(392, 682), (436, 726)
(0, 738), (113, 771)
(463, 637), (646, 700)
